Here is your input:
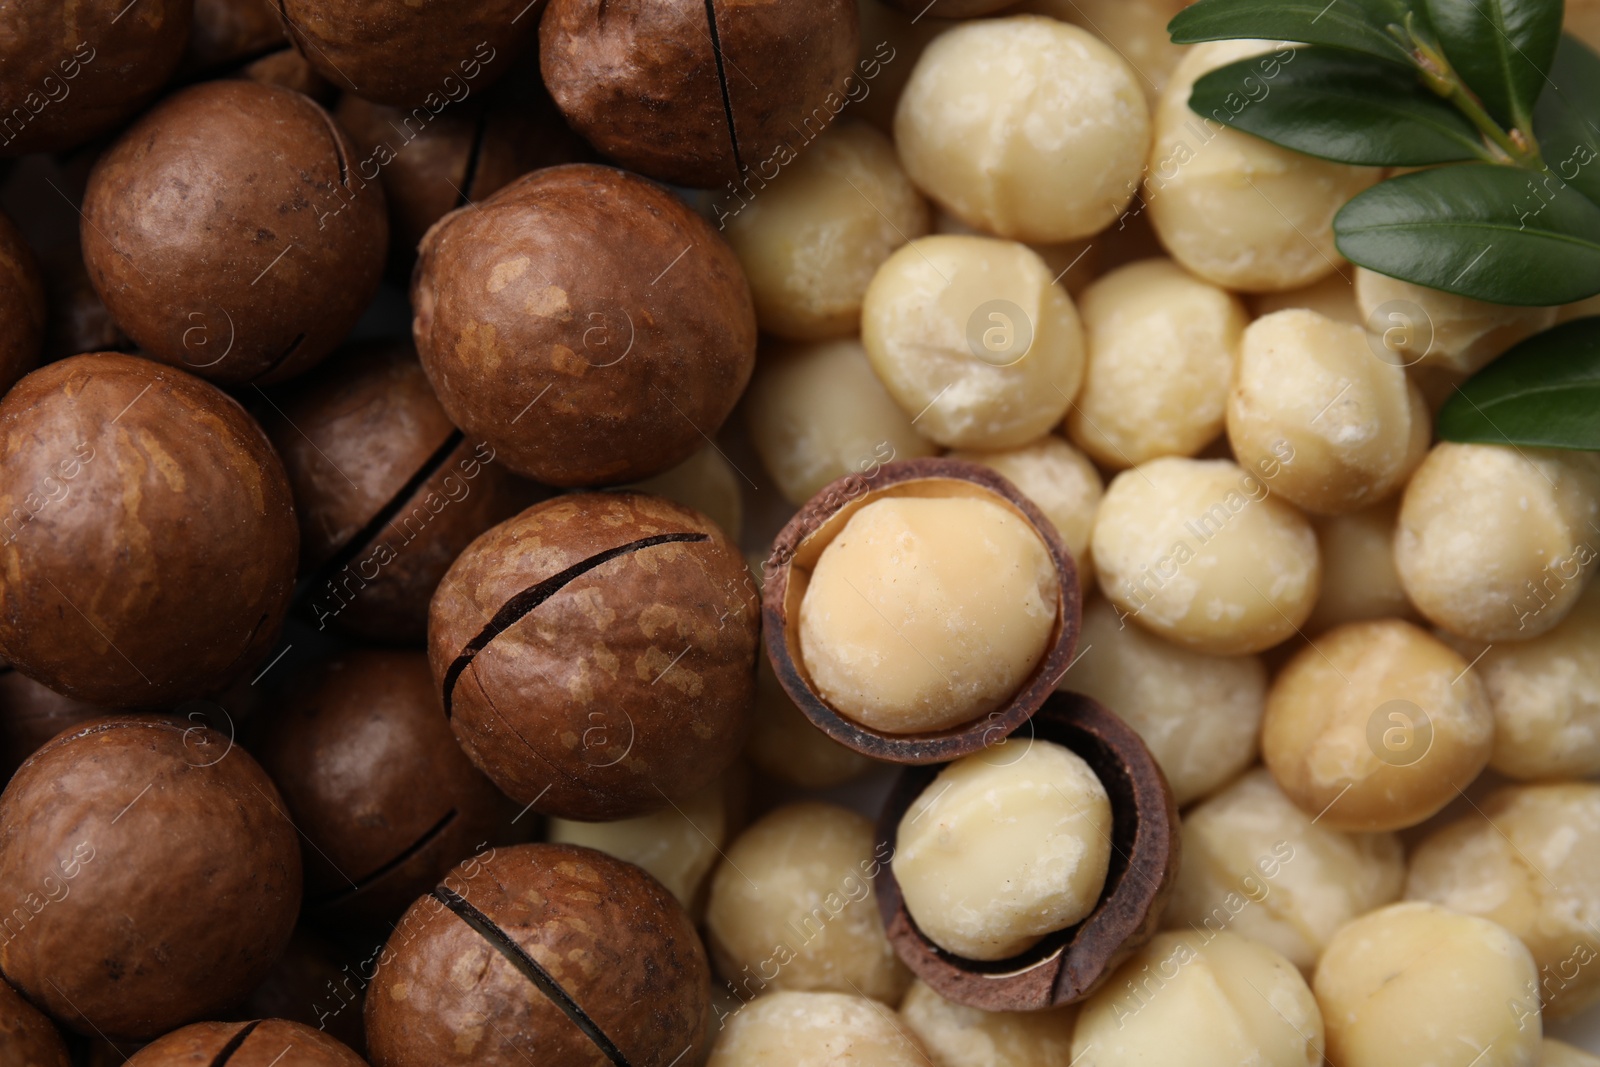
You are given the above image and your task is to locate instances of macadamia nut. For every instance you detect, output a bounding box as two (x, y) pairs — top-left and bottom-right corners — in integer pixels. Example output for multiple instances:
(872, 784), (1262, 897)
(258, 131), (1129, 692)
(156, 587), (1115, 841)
(1406, 783), (1600, 1019)
(1017, 0), (1190, 104)
(1145, 42), (1380, 292)
(1165, 768), (1404, 972)
(1261, 619), (1493, 832)
(1072, 931), (1325, 1067)
(862, 235), (1085, 449)
(1396, 443), (1600, 642)
(1354, 268), (1559, 375)
(548, 778), (728, 909)
(709, 990), (927, 1067)
(1065, 598), (1264, 806)
(1092, 457), (1321, 655)
(1067, 259), (1248, 469)
(1314, 902), (1542, 1067)
(724, 122), (930, 341)
(749, 649), (876, 789)
(1305, 500), (1417, 634)
(1250, 273), (1362, 326)
(1227, 309), (1430, 515)
(798, 496), (1058, 733)
(895, 17), (1149, 242)
(893, 740), (1113, 961)
(899, 978), (1079, 1067)
(933, 211), (1100, 298)
(706, 803), (909, 1004)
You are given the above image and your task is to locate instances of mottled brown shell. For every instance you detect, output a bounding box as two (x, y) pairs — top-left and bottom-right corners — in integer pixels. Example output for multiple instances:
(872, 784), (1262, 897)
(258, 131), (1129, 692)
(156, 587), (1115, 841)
(0, 670), (102, 782)
(0, 717), (303, 1041)
(0, 208), (44, 394)
(126, 1018), (366, 1066)
(539, 0), (859, 188)
(0, 978), (69, 1067)
(0, 0), (191, 157)
(365, 843), (710, 1067)
(763, 457), (1081, 763)
(428, 492), (758, 820)
(0, 354), (299, 707)
(875, 692), (1180, 1011)
(82, 82), (387, 385)
(254, 650), (518, 931)
(412, 164), (755, 486)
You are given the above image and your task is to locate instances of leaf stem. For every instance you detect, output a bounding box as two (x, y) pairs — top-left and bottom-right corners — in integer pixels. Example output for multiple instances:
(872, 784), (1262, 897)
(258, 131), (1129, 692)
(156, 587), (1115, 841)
(1409, 32), (1544, 169)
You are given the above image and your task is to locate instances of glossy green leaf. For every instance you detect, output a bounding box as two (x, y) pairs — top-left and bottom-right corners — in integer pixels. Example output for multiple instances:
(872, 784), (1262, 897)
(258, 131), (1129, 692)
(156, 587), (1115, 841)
(1335, 164), (1600, 305)
(1424, 0), (1561, 131)
(1169, 0), (1426, 65)
(1189, 47), (1488, 164)
(1438, 316), (1600, 449)
(1533, 34), (1600, 206)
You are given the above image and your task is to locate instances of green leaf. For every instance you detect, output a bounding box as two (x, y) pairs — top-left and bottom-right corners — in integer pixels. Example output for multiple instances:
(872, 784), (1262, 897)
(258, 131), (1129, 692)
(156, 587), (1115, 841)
(1188, 47), (1488, 165)
(1335, 163), (1600, 305)
(1169, 0), (1426, 65)
(1533, 34), (1600, 206)
(1424, 0), (1561, 131)
(1438, 316), (1600, 449)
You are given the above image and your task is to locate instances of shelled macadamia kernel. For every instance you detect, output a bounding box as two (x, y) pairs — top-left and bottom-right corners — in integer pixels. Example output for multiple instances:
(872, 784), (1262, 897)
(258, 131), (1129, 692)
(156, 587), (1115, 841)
(862, 235), (1085, 449)
(1165, 768), (1404, 972)
(724, 121), (930, 341)
(709, 991), (927, 1067)
(1314, 902), (1542, 1067)
(1396, 443), (1600, 642)
(1262, 620), (1493, 832)
(1227, 309), (1430, 515)
(706, 803), (910, 1005)
(1066, 259), (1248, 469)
(1354, 267), (1559, 375)
(895, 17), (1149, 242)
(893, 740), (1113, 961)
(1406, 783), (1600, 1019)
(1017, 0), (1191, 104)
(899, 978), (1079, 1067)
(1072, 931), (1325, 1066)
(1092, 457), (1321, 655)
(1305, 500), (1417, 634)
(1066, 599), (1264, 806)
(933, 211), (1101, 298)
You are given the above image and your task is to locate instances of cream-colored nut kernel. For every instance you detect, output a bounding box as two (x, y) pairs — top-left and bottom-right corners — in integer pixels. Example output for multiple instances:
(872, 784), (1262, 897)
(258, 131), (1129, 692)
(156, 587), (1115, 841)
(706, 802), (910, 1004)
(709, 990), (928, 1067)
(1305, 500), (1417, 634)
(1544, 1038), (1600, 1067)
(1072, 930), (1325, 1067)
(1462, 582), (1600, 780)
(548, 778), (726, 908)
(1405, 783), (1600, 1020)
(1146, 42), (1381, 292)
(898, 978), (1079, 1067)
(1261, 619), (1493, 832)
(933, 210), (1100, 297)
(1066, 259), (1249, 469)
(1250, 273), (1362, 326)
(862, 235), (1085, 450)
(1227, 309), (1430, 515)
(1396, 443), (1600, 642)
(1066, 598), (1264, 806)
(724, 122), (930, 342)
(1354, 267), (1559, 376)
(749, 645), (875, 789)
(1164, 768), (1404, 972)
(894, 16), (1149, 243)
(746, 338), (938, 507)
(1314, 902), (1542, 1067)
(798, 496), (1058, 734)
(1016, 0), (1191, 105)
(628, 445), (743, 542)
(947, 436), (1103, 592)
(893, 740), (1113, 961)
(1091, 457), (1321, 655)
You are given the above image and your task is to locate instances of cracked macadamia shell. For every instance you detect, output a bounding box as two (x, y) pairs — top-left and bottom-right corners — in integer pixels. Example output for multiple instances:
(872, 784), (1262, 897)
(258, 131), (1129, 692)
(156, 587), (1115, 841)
(709, 990), (928, 1067)
(1354, 268), (1560, 376)
(428, 492), (757, 821)
(893, 740), (1113, 961)
(862, 235), (1085, 450)
(365, 843), (711, 1067)
(1090, 457), (1321, 655)
(1065, 258), (1248, 470)
(126, 1019), (366, 1066)
(1261, 620), (1493, 833)
(0, 718), (302, 1041)
(1396, 443), (1600, 642)
(706, 802), (910, 1004)
(82, 81), (387, 385)
(1145, 42), (1381, 292)
(899, 978), (1080, 1067)
(748, 636), (876, 789)
(0, 354), (298, 707)
(1314, 902), (1541, 1067)
(895, 17), (1149, 242)
(411, 164), (756, 486)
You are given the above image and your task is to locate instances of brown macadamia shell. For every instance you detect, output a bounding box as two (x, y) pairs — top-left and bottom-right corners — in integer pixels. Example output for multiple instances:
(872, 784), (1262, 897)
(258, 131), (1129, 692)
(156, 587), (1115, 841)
(0, 978), (68, 1067)
(0, 208), (44, 394)
(126, 1019), (366, 1066)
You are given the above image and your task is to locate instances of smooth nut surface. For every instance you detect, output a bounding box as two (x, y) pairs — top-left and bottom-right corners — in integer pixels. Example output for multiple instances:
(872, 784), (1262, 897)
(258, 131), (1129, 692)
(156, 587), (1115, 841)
(899, 978), (1080, 1067)
(708, 990), (928, 1067)
(1306, 500), (1417, 633)
(1354, 267), (1559, 375)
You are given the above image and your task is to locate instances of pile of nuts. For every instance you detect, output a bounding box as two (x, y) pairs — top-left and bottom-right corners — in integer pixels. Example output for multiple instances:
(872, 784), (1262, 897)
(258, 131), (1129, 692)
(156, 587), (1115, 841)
(1, 0), (1599, 1065)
